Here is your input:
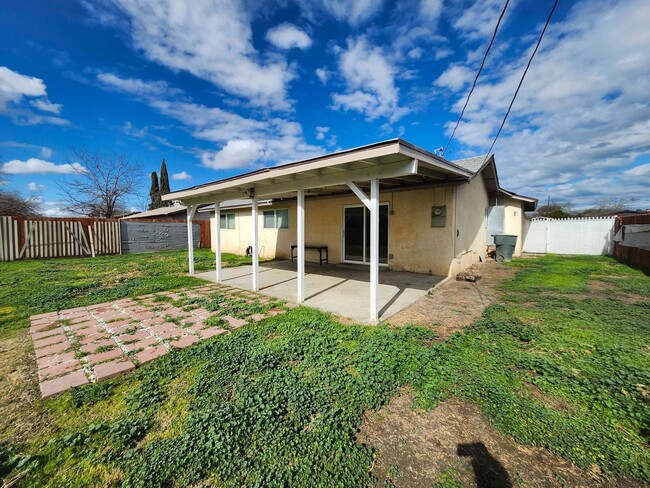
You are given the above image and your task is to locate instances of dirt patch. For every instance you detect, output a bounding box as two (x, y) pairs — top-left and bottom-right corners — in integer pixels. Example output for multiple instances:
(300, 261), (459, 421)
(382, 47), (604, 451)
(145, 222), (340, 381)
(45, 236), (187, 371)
(388, 261), (515, 339)
(0, 328), (48, 444)
(358, 390), (642, 487)
(583, 280), (645, 304)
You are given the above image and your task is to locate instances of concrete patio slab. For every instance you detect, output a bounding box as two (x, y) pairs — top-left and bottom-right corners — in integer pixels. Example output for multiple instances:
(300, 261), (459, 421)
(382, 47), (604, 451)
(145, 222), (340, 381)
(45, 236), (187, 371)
(195, 260), (446, 323)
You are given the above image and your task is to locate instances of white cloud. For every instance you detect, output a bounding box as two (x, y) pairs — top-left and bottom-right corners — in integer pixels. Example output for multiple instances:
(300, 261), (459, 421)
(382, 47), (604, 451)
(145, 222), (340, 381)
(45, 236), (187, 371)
(94, 0), (293, 109)
(30, 99), (62, 114)
(315, 67), (329, 85)
(297, 0), (383, 26)
(266, 23), (312, 50)
(0, 141), (54, 158)
(332, 37), (404, 121)
(419, 0), (443, 21)
(97, 70), (325, 170)
(315, 126), (329, 140)
(97, 72), (179, 98)
(171, 171), (192, 180)
(201, 139), (262, 170)
(452, 0), (518, 40)
(27, 181), (46, 191)
(435, 65), (475, 92)
(0, 66), (67, 125)
(444, 0), (650, 207)
(1, 158), (86, 175)
(0, 66), (46, 97)
(623, 163), (650, 178)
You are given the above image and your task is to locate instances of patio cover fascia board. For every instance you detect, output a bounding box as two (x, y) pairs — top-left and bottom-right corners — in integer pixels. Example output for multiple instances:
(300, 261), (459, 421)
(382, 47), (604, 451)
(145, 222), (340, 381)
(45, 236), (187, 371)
(163, 139), (473, 206)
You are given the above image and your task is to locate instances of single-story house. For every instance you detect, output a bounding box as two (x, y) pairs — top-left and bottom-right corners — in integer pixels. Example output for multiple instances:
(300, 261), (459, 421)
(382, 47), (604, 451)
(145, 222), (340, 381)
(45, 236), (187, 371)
(163, 138), (536, 322)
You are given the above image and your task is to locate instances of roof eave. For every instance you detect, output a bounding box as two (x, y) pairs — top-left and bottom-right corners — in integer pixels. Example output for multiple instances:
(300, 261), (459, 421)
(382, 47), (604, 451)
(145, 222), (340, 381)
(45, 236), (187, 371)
(163, 138), (473, 203)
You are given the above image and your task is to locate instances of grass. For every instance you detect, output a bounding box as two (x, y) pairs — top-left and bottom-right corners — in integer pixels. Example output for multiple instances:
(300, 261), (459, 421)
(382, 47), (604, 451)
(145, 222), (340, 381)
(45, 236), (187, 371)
(0, 249), (251, 335)
(0, 254), (648, 486)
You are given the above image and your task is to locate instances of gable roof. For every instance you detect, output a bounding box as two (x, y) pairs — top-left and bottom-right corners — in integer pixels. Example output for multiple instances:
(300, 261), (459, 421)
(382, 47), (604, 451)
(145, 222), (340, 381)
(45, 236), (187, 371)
(451, 155), (491, 174)
(452, 154), (537, 211)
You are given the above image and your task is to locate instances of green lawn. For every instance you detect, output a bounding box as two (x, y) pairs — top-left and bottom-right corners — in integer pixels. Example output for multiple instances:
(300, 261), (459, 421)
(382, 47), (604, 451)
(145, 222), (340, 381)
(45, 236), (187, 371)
(0, 249), (251, 335)
(0, 253), (648, 486)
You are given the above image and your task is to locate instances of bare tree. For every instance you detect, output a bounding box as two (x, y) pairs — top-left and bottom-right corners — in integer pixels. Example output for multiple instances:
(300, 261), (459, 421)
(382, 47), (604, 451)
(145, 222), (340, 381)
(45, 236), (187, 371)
(58, 149), (140, 218)
(0, 190), (41, 216)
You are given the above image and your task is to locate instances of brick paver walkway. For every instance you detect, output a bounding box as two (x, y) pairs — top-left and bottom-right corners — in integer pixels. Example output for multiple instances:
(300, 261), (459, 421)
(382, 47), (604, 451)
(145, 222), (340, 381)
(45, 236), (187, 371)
(29, 283), (290, 398)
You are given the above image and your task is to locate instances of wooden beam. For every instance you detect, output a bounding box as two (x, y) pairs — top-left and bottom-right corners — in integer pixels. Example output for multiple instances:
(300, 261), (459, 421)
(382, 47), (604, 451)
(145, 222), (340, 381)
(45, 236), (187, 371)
(346, 181), (371, 210)
(255, 158), (418, 198)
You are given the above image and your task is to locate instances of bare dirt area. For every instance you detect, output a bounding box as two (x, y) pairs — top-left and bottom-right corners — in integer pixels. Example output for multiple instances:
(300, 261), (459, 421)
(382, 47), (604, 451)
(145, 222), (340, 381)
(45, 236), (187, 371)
(358, 391), (642, 488)
(388, 260), (515, 339)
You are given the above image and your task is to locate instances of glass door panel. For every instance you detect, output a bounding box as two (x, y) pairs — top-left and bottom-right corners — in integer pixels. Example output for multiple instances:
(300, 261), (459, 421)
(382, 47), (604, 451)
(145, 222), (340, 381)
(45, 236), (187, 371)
(344, 206), (364, 262)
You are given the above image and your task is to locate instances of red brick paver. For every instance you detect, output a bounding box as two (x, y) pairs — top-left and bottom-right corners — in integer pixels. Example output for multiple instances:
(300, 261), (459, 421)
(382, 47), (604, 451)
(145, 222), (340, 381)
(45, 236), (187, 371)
(29, 283), (288, 398)
(40, 370), (89, 399)
(94, 359), (136, 381)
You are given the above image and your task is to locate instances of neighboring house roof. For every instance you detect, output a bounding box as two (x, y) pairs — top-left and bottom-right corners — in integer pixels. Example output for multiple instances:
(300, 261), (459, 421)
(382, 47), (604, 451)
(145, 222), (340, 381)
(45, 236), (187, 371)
(198, 199), (273, 212)
(121, 205), (189, 219)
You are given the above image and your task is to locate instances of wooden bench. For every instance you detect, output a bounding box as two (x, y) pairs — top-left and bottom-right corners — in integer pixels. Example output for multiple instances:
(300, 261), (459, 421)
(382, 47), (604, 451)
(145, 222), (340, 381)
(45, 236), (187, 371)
(291, 245), (329, 265)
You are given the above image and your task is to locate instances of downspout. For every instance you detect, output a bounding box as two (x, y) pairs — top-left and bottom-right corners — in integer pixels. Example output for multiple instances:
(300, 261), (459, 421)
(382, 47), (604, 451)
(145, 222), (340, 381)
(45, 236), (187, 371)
(452, 185), (457, 260)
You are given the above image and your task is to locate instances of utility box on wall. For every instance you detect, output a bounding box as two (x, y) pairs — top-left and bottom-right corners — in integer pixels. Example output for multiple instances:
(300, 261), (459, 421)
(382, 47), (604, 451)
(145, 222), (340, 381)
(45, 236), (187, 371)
(431, 205), (447, 227)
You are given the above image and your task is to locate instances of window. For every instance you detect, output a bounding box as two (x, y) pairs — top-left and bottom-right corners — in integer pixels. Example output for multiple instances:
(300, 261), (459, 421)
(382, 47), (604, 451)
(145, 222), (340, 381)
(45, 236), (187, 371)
(219, 212), (236, 229)
(263, 209), (289, 229)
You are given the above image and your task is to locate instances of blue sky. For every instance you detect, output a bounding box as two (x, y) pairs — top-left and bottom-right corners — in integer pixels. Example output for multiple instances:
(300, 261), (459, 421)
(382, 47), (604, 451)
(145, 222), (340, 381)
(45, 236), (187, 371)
(1, 0), (649, 215)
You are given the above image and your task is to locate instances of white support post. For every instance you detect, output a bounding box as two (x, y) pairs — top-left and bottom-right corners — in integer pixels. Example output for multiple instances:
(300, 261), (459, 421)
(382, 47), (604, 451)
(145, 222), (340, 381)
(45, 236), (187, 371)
(251, 195), (259, 291)
(187, 204), (197, 275)
(297, 189), (305, 303)
(215, 202), (222, 282)
(369, 178), (380, 323)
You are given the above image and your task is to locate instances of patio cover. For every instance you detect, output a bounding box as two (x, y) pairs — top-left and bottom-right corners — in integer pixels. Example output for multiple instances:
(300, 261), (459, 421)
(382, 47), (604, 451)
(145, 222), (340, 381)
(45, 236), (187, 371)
(163, 138), (475, 323)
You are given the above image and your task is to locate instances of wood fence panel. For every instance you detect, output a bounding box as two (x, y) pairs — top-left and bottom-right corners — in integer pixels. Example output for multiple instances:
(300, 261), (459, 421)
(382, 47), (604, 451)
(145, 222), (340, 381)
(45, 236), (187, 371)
(614, 214), (650, 271)
(0, 216), (121, 262)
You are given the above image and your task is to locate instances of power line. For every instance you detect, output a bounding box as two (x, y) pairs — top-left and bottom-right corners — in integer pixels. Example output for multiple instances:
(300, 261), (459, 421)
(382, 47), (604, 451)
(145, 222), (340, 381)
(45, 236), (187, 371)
(442, 0), (511, 156)
(482, 0), (560, 165)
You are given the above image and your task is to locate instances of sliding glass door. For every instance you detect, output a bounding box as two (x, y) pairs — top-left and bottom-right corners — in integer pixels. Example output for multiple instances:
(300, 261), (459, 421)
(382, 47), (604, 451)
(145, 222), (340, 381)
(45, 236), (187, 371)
(343, 204), (388, 265)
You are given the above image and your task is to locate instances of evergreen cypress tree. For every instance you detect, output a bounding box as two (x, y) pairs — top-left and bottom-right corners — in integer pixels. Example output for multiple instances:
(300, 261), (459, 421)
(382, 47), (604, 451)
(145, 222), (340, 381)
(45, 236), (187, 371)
(149, 171), (162, 210)
(159, 159), (170, 205)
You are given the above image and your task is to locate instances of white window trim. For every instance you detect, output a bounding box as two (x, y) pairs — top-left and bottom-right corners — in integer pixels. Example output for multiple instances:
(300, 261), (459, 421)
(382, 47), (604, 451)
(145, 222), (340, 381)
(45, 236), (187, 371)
(263, 208), (289, 229)
(219, 212), (236, 230)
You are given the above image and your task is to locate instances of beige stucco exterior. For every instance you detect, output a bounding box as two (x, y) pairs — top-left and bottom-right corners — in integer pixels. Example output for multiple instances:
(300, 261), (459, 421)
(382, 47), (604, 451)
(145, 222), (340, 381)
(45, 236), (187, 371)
(499, 195), (526, 257)
(210, 171), (525, 277)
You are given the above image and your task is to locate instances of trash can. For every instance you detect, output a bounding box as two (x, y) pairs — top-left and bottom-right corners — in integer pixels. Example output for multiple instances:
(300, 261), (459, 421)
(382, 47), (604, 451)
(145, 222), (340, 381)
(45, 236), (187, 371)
(493, 234), (518, 262)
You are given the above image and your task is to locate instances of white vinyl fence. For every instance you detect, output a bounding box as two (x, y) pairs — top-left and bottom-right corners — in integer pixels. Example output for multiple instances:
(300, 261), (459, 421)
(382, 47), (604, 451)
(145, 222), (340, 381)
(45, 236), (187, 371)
(523, 217), (615, 255)
(0, 216), (121, 261)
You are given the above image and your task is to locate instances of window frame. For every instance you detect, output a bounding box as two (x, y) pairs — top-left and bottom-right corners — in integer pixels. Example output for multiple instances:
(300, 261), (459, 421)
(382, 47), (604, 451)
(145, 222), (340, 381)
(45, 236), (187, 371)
(263, 209), (289, 229)
(219, 212), (236, 230)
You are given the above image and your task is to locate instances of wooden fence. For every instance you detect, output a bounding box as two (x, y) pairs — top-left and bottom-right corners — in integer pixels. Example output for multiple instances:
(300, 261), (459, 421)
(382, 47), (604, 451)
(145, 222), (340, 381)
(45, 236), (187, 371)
(614, 214), (650, 271)
(0, 216), (121, 262)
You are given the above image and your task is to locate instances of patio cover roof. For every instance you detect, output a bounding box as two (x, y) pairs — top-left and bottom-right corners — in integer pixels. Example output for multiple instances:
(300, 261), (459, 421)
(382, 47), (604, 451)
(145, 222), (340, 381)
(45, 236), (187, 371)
(163, 139), (474, 205)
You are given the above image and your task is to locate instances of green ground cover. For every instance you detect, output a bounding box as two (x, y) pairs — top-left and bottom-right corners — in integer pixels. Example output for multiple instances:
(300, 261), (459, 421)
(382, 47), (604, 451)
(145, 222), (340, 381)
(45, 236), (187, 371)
(0, 249), (250, 335)
(0, 253), (648, 486)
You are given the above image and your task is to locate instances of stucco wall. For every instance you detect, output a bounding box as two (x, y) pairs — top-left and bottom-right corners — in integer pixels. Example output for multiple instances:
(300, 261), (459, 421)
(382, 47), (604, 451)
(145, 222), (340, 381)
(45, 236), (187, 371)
(449, 173), (490, 276)
(210, 203), (296, 260)
(500, 196), (525, 257)
(211, 187), (456, 275)
(209, 178), (510, 277)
